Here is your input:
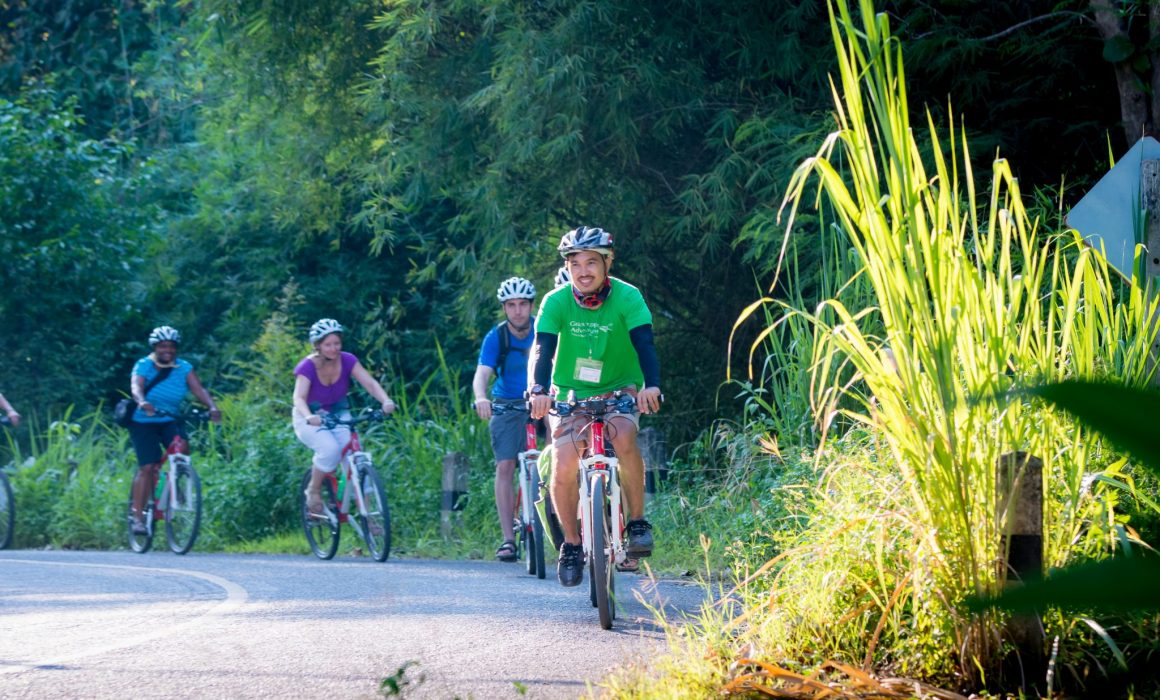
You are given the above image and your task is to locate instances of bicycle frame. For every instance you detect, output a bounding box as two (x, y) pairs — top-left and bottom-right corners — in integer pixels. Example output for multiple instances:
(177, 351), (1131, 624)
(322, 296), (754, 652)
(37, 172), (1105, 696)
(516, 417), (541, 540)
(577, 417), (627, 570)
(318, 419), (374, 536)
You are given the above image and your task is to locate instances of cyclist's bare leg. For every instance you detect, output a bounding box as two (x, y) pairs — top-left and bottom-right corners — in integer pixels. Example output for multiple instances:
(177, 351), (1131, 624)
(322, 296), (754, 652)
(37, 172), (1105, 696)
(608, 417), (645, 521)
(305, 467), (328, 510)
(550, 439), (583, 544)
(494, 458), (516, 541)
(131, 463), (159, 519)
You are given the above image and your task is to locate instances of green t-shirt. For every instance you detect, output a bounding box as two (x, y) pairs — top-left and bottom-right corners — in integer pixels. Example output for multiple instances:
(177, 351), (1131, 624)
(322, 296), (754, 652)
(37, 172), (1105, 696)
(535, 277), (652, 399)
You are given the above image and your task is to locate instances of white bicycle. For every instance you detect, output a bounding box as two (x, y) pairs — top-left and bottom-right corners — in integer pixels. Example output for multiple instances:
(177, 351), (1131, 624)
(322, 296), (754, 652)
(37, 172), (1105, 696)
(492, 402), (547, 578)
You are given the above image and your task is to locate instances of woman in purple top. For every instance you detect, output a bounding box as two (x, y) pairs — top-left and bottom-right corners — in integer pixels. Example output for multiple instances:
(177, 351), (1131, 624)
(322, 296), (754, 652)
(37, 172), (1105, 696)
(293, 318), (396, 514)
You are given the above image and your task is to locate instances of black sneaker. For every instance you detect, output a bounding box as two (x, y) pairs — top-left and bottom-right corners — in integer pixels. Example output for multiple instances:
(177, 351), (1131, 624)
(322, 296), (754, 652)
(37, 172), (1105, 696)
(557, 542), (584, 587)
(626, 519), (653, 556)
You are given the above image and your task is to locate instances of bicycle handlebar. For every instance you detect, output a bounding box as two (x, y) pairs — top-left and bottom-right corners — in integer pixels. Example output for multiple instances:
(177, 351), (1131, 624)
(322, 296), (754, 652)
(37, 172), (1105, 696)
(551, 392), (639, 418)
(319, 408), (387, 430)
(489, 401), (530, 416)
(151, 408), (212, 423)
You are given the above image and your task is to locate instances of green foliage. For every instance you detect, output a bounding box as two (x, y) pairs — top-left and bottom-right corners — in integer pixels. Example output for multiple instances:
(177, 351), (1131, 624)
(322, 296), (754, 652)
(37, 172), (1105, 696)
(4, 409), (129, 550)
(0, 1), (188, 142)
(0, 87), (159, 410)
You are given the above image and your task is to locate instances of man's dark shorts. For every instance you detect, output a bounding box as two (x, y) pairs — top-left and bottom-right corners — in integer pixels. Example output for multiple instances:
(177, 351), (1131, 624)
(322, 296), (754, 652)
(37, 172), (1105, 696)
(128, 419), (184, 466)
(489, 404), (527, 462)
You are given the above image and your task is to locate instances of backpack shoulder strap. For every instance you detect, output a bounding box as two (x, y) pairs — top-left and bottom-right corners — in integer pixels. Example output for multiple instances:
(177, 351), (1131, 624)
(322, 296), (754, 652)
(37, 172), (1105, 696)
(494, 321), (510, 377)
(142, 366), (175, 399)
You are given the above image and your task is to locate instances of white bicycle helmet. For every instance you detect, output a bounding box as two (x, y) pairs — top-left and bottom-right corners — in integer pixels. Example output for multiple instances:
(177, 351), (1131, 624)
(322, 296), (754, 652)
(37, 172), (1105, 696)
(148, 325), (182, 346)
(309, 318), (345, 344)
(558, 226), (614, 258)
(554, 266), (571, 287)
(496, 276), (536, 302)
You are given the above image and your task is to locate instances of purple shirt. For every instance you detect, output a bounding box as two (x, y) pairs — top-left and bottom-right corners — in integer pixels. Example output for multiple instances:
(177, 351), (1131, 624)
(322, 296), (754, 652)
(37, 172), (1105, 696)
(295, 352), (359, 410)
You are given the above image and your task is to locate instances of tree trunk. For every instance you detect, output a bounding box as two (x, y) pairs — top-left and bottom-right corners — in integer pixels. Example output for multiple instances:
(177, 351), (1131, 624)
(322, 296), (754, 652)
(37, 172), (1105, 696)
(1151, 1), (1160, 136)
(1090, 0), (1150, 145)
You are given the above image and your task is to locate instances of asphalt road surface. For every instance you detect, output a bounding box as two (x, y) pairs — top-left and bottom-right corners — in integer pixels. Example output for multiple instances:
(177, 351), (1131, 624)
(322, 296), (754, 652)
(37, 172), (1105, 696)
(0, 550), (707, 699)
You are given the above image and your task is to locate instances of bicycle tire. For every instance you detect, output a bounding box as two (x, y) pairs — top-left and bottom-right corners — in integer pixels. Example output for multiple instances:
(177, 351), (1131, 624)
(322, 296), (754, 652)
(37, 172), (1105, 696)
(0, 471), (13, 550)
(301, 469), (340, 560)
(356, 461), (391, 562)
(531, 506), (546, 579)
(165, 460), (202, 555)
(525, 469), (546, 579)
(590, 475), (614, 630)
(521, 473), (535, 575)
(127, 496), (154, 554)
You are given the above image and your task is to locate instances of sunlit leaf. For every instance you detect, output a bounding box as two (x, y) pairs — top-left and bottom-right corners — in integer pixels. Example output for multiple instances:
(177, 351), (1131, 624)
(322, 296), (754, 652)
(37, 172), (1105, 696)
(967, 554), (1160, 613)
(1025, 380), (1160, 474)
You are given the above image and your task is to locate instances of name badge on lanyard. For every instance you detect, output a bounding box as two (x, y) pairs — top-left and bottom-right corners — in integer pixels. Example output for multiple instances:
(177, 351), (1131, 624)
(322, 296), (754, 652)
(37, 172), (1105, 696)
(574, 357), (604, 384)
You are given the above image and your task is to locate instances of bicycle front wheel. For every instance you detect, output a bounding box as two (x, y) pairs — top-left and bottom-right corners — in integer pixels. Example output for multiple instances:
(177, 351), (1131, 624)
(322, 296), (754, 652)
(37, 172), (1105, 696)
(302, 469), (340, 560)
(127, 497), (154, 554)
(165, 461), (202, 555)
(589, 475), (615, 630)
(356, 462), (391, 562)
(0, 472), (13, 550)
(525, 473), (546, 579)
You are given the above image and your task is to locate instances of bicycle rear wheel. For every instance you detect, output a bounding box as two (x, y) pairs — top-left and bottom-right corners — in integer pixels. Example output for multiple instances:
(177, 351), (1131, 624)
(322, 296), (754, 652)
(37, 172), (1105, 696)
(165, 461), (202, 555)
(302, 469), (340, 560)
(589, 475), (615, 630)
(0, 471), (13, 550)
(356, 461), (391, 562)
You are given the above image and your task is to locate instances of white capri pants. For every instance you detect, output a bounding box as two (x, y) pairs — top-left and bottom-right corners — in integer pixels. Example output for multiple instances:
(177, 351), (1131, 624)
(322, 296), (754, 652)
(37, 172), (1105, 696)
(292, 412), (351, 473)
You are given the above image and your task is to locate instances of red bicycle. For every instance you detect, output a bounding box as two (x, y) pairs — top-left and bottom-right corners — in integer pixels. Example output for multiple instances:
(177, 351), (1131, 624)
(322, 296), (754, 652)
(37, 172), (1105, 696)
(301, 408), (391, 562)
(551, 392), (639, 629)
(127, 411), (205, 555)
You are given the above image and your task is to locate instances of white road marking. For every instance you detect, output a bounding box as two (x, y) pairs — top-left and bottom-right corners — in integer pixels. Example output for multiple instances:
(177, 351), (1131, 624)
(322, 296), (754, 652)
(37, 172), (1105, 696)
(0, 559), (248, 675)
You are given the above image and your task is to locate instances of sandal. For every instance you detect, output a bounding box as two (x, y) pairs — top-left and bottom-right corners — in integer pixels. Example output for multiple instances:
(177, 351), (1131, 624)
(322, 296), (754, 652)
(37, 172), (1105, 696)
(304, 489), (324, 516)
(495, 540), (518, 562)
(616, 557), (640, 572)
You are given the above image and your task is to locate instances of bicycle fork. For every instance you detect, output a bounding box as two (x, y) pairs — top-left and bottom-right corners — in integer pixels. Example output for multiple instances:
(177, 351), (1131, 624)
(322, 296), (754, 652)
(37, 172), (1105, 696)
(159, 454), (192, 515)
(340, 452), (371, 534)
(579, 426), (626, 568)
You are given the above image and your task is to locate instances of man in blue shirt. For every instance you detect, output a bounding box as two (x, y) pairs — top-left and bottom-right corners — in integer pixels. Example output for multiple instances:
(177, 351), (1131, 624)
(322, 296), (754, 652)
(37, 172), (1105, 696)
(472, 277), (537, 561)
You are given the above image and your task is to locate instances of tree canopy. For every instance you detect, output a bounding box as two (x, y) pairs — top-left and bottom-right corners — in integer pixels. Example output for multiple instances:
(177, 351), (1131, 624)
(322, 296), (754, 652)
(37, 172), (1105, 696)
(0, 0), (1136, 436)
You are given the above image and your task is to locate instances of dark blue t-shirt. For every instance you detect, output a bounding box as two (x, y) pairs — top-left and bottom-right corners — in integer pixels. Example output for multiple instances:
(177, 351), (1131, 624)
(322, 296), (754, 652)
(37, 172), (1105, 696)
(477, 321), (534, 400)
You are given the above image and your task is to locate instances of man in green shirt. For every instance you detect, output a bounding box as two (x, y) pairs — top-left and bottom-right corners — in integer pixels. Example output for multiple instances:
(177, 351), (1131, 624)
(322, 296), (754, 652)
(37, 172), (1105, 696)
(529, 226), (663, 587)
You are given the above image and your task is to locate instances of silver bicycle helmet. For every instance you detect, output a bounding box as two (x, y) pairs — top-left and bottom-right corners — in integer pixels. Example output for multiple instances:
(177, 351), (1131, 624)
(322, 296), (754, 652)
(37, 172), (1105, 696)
(554, 266), (571, 287)
(557, 226), (614, 258)
(496, 276), (536, 302)
(309, 318), (345, 344)
(148, 325), (182, 346)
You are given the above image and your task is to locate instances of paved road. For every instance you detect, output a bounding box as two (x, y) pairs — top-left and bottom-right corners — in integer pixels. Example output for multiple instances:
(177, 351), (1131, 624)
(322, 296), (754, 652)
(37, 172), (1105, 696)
(0, 550), (706, 699)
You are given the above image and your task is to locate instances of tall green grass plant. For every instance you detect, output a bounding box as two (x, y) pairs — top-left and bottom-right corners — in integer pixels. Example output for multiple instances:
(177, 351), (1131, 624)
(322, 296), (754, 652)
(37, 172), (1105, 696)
(721, 0), (1160, 688)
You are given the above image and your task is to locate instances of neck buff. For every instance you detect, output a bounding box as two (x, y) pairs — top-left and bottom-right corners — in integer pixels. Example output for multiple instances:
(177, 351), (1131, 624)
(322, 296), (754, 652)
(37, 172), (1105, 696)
(149, 352), (177, 369)
(572, 277), (612, 309)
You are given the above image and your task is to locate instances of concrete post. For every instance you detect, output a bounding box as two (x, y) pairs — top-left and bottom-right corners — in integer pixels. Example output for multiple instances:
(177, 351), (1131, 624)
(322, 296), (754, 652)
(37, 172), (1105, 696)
(441, 452), (470, 539)
(639, 427), (667, 503)
(996, 451), (1045, 692)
